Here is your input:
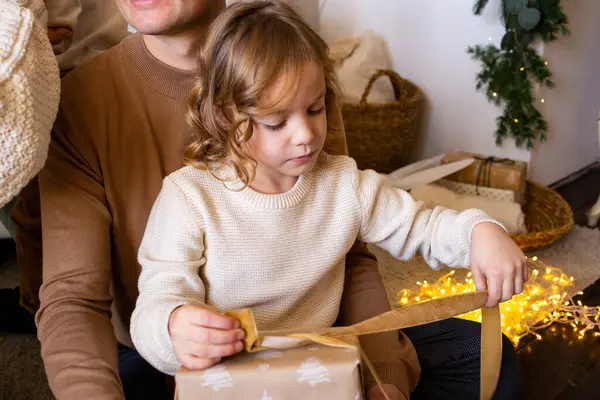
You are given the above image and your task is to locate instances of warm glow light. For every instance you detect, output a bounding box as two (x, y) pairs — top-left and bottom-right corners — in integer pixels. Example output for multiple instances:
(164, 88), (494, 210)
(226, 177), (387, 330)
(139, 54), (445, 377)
(396, 257), (600, 345)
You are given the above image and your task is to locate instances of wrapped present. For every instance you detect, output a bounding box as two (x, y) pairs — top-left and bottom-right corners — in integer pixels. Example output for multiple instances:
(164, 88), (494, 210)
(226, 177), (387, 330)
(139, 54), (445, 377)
(436, 179), (516, 203)
(441, 151), (528, 205)
(175, 292), (501, 400)
(176, 337), (362, 400)
(411, 184), (527, 235)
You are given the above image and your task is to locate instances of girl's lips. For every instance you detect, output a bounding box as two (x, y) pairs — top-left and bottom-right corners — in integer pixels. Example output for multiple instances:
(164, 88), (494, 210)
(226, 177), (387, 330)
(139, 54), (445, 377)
(288, 151), (316, 163)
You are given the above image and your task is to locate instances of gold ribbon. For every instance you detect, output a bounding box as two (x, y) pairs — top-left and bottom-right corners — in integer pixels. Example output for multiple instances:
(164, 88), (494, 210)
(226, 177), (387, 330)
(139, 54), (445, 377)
(225, 291), (502, 400)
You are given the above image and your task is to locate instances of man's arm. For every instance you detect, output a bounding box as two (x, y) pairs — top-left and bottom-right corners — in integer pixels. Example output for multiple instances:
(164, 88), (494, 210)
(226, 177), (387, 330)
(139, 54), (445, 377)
(326, 108), (420, 397)
(35, 95), (123, 398)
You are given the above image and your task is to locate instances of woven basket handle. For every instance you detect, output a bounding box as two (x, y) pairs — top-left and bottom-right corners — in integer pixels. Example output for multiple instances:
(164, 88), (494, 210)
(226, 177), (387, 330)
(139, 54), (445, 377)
(359, 69), (405, 107)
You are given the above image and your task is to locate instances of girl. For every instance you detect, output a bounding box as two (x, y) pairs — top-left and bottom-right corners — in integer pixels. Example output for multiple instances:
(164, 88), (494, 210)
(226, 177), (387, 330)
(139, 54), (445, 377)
(131, 1), (526, 399)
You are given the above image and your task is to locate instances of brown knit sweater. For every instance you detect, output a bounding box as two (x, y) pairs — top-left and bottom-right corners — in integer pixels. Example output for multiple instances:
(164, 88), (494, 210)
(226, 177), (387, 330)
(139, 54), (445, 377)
(32, 33), (420, 399)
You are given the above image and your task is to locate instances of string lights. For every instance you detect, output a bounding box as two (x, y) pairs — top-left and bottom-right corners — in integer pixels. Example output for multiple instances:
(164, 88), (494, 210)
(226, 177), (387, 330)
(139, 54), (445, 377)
(397, 256), (600, 345)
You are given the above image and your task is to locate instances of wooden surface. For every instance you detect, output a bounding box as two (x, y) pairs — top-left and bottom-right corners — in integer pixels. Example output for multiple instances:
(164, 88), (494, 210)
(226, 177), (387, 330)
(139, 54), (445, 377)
(518, 164), (600, 399)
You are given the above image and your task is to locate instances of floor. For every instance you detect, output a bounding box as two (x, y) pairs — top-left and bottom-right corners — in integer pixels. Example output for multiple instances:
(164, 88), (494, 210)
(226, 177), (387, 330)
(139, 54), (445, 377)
(518, 163), (600, 400)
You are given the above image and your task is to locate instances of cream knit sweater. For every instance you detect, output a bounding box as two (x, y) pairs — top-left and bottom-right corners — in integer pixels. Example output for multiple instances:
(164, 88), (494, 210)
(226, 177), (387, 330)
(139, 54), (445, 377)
(131, 154), (497, 375)
(0, 0), (60, 207)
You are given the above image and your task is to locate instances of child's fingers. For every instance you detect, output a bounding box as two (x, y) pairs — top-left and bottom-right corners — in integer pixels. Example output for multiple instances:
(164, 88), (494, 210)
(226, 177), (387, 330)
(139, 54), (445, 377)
(187, 341), (244, 359)
(486, 275), (502, 308)
(514, 269), (524, 295)
(502, 275), (515, 302)
(472, 267), (487, 292)
(180, 354), (221, 371)
(186, 326), (245, 345)
(187, 306), (240, 330)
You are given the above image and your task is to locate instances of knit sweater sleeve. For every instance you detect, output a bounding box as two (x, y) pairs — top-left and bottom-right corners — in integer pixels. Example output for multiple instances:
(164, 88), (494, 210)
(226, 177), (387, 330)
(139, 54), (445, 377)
(349, 159), (501, 269)
(130, 176), (207, 376)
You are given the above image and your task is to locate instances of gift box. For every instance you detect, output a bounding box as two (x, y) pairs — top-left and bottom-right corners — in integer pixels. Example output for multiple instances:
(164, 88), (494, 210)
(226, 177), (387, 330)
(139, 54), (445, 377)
(441, 150), (528, 205)
(175, 292), (502, 400)
(176, 337), (363, 400)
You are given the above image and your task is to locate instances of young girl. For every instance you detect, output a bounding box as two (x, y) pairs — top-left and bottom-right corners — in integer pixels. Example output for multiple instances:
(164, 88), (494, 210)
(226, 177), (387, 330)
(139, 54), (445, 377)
(131, 1), (526, 398)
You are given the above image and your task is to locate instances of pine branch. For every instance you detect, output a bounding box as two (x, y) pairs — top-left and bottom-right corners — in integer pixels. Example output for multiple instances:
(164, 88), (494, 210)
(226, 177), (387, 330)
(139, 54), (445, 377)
(468, 0), (568, 149)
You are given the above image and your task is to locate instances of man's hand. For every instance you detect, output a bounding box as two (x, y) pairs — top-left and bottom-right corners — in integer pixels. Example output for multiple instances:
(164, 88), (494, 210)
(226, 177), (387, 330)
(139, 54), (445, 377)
(368, 383), (407, 400)
(169, 304), (245, 370)
(470, 222), (528, 308)
(47, 27), (72, 45)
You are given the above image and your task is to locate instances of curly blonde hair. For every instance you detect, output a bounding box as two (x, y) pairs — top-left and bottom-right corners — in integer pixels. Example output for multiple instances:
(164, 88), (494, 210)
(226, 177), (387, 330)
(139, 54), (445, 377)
(184, 0), (341, 187)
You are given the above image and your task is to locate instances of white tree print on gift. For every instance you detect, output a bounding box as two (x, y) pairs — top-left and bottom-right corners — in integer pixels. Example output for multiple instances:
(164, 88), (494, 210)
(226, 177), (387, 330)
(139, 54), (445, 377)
(296, 357), (331, 386)
(257, 363), (270, 372)
(260, 390), (274, 400)
(199, 365), (234, 392)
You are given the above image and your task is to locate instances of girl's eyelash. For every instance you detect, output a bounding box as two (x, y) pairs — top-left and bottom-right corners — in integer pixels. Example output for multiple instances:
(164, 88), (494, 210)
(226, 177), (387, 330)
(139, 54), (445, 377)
(264, 121), (287, 131)
(308, 106), (325, 116)
(262, 107), (325, 131)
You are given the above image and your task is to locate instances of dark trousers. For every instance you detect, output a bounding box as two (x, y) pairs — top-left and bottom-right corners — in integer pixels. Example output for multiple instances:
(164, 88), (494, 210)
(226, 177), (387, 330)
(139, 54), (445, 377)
(404, 318), (522, 400)
(118, 318), (522, 400)
(118, 344), (171, 400)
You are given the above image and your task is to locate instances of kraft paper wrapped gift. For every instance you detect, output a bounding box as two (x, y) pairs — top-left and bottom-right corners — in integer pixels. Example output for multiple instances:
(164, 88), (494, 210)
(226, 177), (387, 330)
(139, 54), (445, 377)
(176, 337), (362, 400)
(175, 292), (503, 400)
(441, 150), (528, 205)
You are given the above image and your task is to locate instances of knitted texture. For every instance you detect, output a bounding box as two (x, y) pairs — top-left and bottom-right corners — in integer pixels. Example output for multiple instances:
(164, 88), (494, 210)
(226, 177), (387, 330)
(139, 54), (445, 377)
(0, 0), (60, 207)
(131, 154), (497, 375)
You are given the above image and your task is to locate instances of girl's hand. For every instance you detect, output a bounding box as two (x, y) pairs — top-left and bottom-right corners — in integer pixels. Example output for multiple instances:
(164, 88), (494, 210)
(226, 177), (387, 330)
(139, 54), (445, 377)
(470, 222), (528, 308)
(169, 304), (245, 370)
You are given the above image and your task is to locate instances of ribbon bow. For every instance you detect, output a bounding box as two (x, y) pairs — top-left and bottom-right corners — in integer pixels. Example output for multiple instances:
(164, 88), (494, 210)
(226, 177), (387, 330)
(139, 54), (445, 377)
(225, 291), (502, 400)
(474, 156), (515, 195)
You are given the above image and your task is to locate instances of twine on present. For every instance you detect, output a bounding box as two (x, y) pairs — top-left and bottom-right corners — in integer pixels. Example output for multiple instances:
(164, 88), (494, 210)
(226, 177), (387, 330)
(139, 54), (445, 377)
(474, 156), (515, 196)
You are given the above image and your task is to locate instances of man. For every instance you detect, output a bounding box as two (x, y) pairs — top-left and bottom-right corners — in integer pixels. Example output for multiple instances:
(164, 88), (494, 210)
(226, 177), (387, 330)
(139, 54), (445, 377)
(12, 1), (522, 399)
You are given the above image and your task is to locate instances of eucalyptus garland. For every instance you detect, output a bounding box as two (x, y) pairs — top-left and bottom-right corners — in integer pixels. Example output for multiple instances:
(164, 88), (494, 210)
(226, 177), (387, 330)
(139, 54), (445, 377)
(468, 0), (569, 149)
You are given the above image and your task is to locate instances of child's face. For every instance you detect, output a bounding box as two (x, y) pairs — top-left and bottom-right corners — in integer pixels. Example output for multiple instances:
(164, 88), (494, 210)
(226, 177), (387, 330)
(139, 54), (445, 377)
(247, 62), (327, 190)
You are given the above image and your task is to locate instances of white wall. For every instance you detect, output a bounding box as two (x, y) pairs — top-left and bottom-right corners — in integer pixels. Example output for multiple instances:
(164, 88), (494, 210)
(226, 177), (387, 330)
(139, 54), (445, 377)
(320, 0), (531, 163)
(528, 1), (600, 185)
(229, 0), (599, 184)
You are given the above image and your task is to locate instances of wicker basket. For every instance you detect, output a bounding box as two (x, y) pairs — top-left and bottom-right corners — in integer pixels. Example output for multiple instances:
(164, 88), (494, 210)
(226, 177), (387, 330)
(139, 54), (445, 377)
(510, 182), (574, 252)
(342, 69), (421, 174)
